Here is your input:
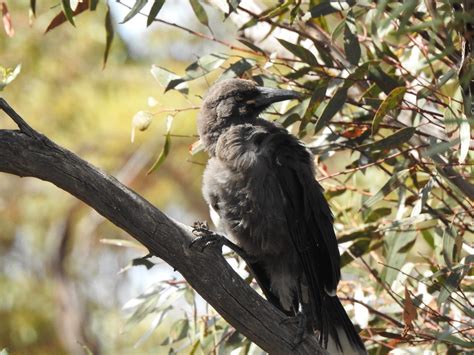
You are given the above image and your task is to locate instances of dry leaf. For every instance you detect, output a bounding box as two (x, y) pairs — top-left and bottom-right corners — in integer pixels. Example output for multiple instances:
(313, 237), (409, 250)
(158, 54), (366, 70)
(45, 0), (89, 33)
(1, 1), (14, 37)
(403, 286), (417, 334)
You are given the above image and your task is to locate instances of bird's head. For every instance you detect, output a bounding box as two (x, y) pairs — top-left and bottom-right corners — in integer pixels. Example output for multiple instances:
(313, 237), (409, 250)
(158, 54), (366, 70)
(198, 78), (300, 154)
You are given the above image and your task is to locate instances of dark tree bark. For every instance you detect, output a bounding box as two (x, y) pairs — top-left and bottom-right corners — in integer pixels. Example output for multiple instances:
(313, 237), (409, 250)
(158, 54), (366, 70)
(0, 98), (326, 355)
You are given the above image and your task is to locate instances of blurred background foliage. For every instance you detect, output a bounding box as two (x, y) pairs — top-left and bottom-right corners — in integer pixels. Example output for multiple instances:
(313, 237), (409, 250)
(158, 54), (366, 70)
(0, 0), (472, 354)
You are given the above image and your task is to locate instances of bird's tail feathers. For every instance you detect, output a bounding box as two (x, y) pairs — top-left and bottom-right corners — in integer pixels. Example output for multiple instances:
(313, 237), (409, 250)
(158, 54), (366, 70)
(324, 296), (367, 355)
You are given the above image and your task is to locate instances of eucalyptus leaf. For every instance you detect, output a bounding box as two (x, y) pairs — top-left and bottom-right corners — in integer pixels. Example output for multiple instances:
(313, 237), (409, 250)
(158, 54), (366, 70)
(314, 88), (348, 133)
(189, 0), (209, 28)
(372, 86), (407, 134)
(344, 12), (361, 66)
(61, 0), (75, 26)
(362, 169), (409, 210)
(121, 0), (147, 23)
(147, 0), (166, 27)
(148, 116), (173, 174)
(103, 6), (114, 68)
(277, 39), (319, 67)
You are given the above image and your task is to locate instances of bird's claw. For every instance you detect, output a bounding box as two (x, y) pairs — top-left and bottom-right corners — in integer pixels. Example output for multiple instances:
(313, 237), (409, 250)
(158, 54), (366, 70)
(279, 312), (307, 349)
(190, 221), (225, 252)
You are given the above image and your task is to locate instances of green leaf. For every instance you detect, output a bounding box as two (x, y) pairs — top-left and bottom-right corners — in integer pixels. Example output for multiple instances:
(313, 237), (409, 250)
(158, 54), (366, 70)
(260, 1), (290, 20)
(103, 5), (114, 69)
(185, 53), (228, 81)
(189, 0), (209, 28)
(219, 58), (255, 80)
(314, 87), (347, 133)
(170, 319), (189, 342)
(424, 330), (474, 348)
(121, 0), (147, 24)
(30, 0), (36, 16)
(279, 99), (309, 127)
(331, 20), (345, 41)
(383, 230), (417, 284)
(226, 0), (241, 17)
(148, 116), (173, 174)
(343, 12), (360, 66)
(90, 0), (99, 10)
(416, 68), (456, 100)
(277, 39), (319, 67)
(238, 39), (266, 55)
(368, 65), (402, 94)
(131, 254), (156, 270)
(372, 86), (406, 134)
(150, 65), (189, 95)
(89, 0), (99, 11)
(301, 84), (327, 131)
(61, 0), (75, 26)
(365, 207), (392, 223)
(362, 169), (409, 209)
(310, 1), (352, 18)
(442, 226), (457, 268)
(360, 127), (416, 151)
(424, 137), (459, 158)
(147, 0), (165, 27)
(458, 116), (471, 163)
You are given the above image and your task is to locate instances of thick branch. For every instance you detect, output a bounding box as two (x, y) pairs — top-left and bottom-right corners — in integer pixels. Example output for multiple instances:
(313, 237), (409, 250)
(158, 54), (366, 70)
(0, 99), (325, 354)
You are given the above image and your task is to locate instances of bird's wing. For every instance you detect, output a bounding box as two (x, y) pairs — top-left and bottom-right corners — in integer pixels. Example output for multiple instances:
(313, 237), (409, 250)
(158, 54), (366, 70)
(265, 131), (341, 305)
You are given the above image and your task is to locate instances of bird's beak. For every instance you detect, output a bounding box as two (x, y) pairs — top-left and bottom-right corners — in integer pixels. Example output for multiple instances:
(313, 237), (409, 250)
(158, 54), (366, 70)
(254, 87), (301, 107)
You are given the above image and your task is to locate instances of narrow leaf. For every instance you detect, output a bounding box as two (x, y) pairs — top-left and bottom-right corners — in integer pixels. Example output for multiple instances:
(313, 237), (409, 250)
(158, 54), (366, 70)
(368, 66), (402, 94)
(147, 0), (165, 27)
(343, 13), (360, 66)
(310, 1), (352, 18)
(30, 0), (37, 16)
(189, 0), (209, 28)
(458, 116), (470, 163)
(383, 231), (416, 284)
(362, 169), (409, 209)
(360, 127), (416, 151)
(103, 5), (114, 68)
(148, 116), (173, 174)
(150, 65), (189, 95)
(277, 38), (319, 67)
(61, 0), (75, 26)
(121, 0), (147, 24)
(185, 53), (228, 81)
(219, 58), (255, 81)
(301, 85), (327, 131)
(314, 88), (347, 133)
(170, 319), (189, 342)
(372, 86), (406, 134)
(90, 0), (99, 10)
(238, 39), (266, 55)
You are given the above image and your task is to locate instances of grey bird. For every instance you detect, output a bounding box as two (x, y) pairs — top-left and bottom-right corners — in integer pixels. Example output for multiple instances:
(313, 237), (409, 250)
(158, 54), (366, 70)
(196, 78), (366, 354)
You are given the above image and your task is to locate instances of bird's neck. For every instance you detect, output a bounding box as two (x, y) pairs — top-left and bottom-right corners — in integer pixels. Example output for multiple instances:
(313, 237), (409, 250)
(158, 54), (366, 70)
(199, 115), (257, 157)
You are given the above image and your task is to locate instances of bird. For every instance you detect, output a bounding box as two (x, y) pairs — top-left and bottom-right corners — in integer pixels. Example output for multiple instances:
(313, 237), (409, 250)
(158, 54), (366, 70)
(195, 78), (366, 354)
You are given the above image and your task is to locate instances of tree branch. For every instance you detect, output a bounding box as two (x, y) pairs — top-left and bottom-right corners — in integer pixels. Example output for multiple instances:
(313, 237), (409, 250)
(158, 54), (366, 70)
(0, 98), (326, 354)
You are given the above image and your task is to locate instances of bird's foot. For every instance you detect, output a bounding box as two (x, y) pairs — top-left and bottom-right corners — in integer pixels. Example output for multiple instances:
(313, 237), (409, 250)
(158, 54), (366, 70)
(280, 312), (307, 349)
(190, 221), (227, 252)
(190, 221), (255, 263)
